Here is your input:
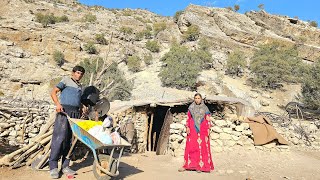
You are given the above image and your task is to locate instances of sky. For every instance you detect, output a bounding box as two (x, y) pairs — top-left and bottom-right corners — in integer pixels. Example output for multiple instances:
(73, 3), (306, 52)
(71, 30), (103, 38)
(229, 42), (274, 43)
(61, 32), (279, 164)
(78, 0), (319, 25)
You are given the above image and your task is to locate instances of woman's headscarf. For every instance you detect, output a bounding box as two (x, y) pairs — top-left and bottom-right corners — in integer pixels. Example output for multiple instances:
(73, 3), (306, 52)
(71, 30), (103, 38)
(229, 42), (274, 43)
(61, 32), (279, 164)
(188, 100), (210, 132)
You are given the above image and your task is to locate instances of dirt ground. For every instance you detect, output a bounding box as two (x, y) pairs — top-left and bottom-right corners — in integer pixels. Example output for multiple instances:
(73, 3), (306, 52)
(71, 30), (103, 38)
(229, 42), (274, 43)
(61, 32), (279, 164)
(1, 148), (320, 180)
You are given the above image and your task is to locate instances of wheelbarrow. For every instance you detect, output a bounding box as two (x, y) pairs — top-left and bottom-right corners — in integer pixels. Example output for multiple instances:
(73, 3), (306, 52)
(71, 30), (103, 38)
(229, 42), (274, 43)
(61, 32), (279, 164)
(68, 117), (131, 180)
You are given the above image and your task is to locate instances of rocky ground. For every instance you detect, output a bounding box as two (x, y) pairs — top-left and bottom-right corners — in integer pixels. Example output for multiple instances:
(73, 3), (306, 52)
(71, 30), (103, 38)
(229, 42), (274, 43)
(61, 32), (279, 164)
(1, 149), (320, 180)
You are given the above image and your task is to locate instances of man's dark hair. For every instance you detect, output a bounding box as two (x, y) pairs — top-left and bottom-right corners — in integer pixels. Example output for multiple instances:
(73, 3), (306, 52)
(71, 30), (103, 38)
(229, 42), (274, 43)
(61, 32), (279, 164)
(72, 65), (85, 73)
(194, 93), (202, 98)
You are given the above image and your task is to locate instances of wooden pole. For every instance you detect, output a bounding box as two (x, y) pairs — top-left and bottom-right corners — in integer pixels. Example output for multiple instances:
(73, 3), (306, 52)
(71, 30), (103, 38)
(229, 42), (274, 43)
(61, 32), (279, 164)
(152, 132), (156, 151)
(148, 112), (154, 151)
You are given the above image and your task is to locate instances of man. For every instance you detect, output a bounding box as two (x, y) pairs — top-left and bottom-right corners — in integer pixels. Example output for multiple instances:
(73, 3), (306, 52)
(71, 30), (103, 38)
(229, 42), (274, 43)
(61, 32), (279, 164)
(49, 65), (85, 179)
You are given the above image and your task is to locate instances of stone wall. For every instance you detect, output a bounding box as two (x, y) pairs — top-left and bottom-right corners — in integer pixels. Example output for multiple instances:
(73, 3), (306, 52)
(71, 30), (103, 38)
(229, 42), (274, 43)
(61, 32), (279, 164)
(168, 112), (320, 157)
(0, 98), (53, 146)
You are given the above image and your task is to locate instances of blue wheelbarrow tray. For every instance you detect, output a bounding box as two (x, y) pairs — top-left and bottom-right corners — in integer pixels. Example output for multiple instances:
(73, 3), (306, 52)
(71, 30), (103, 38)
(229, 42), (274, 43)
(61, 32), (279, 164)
(68, 117), (131, 179)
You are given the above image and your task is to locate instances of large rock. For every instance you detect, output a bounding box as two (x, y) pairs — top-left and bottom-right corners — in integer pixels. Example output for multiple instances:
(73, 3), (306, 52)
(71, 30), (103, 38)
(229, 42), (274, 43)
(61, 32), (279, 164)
(212, 126), (223, 133)
(210, 133), (220, 140)
(170, 123), (185, 130)
(222, 128), (232, 134)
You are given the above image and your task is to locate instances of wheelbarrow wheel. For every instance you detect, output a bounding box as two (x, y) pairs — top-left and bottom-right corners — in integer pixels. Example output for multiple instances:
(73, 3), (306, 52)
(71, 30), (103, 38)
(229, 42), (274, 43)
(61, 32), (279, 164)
(93, 154), (117, 180)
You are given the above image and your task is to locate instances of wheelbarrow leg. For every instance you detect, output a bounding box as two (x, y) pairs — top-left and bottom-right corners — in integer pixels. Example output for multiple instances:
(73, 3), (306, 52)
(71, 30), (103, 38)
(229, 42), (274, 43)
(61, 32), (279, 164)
(66, 138), (78, 160)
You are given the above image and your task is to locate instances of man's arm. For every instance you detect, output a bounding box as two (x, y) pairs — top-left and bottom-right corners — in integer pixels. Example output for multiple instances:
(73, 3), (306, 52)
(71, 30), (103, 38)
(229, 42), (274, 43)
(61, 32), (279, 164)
(51, 87), (64, 112)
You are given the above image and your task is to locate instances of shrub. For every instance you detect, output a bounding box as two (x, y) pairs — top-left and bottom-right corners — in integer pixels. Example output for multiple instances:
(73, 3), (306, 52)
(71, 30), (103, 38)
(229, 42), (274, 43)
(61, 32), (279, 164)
(309, 21), (318, 27)
(56, 15), (69, 22)
(198, 38), (210, 51)
(234, 5), (240, 12)
(159, 45), (201, 90)
(127, 55), (141, 72)
(300, 59), (320, 109)
(250, 42), (304, 89)
(226, 50), (246, 77)
(84, 42), (98, 54)
(135, 31), (145, 41)
(194, 49), (212, 69)
(120, 26), (133, 35)
(258, 4), (265, 10)
(143, 28), (152, 39)
(146, 40), (160, 53)
(123, 10), (132, 16)
(144, 54), (153, 65)
(79, 58), (133, 100)
(35, 13), (69, 27)
(153, 22), (167, 36)
(174, 10), (184, 23)
(53, 50), (65, 66)
(35, 13), (56, 27)
(83, 13), (97, 22)
(225, 7), (233, 11)
(0, 90), (4, 96)
(183, 25), (200, 42)
(95, 34), (108, 45)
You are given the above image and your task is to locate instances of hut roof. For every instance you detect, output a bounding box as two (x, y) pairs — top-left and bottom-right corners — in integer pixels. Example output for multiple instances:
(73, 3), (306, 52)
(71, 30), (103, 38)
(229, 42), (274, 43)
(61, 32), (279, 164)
(109, 95), (255, 116)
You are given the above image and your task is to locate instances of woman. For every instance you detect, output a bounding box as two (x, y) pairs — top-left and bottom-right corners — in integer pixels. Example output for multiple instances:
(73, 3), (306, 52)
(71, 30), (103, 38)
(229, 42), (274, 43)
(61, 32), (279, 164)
(179, 93), (214, 173)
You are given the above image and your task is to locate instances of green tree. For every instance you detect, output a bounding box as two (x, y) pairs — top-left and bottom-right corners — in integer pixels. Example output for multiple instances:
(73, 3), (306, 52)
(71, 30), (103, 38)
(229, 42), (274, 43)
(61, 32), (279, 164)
(84, 42), (98, 54)
(250, 42), (303, 89)
(53, 50), (65, 66)
(226, 50), (246, 77)
(300, 59), (320, 109)
(159, 45), (201, 90)
(234, 5), (240, 12)
(127, 55), (141, 72)
(95, 34), (108, 45)
(146, 40), (160, 53)
(183, 25), (200, 42)
(79, 58), (133, 100)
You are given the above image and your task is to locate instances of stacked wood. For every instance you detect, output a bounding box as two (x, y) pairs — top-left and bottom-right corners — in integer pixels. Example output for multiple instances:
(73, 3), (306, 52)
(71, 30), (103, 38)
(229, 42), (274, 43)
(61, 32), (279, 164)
(0, 112), (55, 169)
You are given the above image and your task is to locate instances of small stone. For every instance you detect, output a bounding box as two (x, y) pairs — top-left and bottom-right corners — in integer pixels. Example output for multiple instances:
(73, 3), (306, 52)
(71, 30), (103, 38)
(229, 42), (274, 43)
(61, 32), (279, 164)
(242, 130), (253, 136)
(233, 131), (242, 137)
(212, 126), (223, 133)
(215, 120), (227, 127)
(212, 146), (223, 153)
(216, 139), (224, 146)
(9, 131), (17, 137)
(291, 137), (299, 145)
(226, 170), (234, 174)
(278, 145), (290, 149)
(170, 123), (185, 130)
(242, 123), (250, 130)
(263, 142), (276, 149)
(255, 146), (264, 150)
(226, 140), (236, 147)
(262, 93), (271, 99)
(237, 141), (244, 146)
(260, 100), (270, 106)
(235, 125), (244, 132)
(0, 131), (10, 137)
(182, 133), (187, 137)
(220, 133), (232, 140)
(218, 170), (225, 175)
(210, 133), (220, 140)
(239, 170), (247, 174)
(231, 135), (241, 141)
(223, 128), (232, 134)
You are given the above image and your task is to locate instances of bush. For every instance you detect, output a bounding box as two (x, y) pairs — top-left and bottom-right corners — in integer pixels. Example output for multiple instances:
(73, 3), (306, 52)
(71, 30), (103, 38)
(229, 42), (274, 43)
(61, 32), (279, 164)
(143, 28), (152, 39)
(35, 13), (56, 27)
(300, 60), (320, 109)
(258, 4), (265, 10)
(79, 58), (133, 100)
(183, 25), (200, 42)
(56, 15), (69, 22)
(144, 54), (153, 65)
(226, 50), (246, 77)
(127, 55), (141, 72)
(174, 10), (184, 23)
(225, 7), (233, 11)
(95, 34), (108, 45)
(35, 13), (69, 27)
(309, 21), (318, 27)
(53, 50), (65, 66)
(146, 40), (160, 53)
(250, 42), (304, 89)
(159, 45), (209, 90)
(83, 13), (97, 22)
(84, 42), (98, 54)
(198, 38), (210, 51)
(194, 49), (212, 69)
(153, 22), (167, 36)
(120, 26), (133, 35)
(123, 10), (132, 16)
(135, 31), (145, 41)
(234, 5), (240, 12)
